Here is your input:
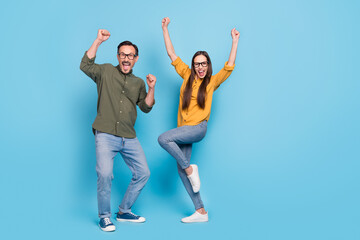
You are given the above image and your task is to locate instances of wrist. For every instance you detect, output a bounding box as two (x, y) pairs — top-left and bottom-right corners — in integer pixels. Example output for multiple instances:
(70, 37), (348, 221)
(94, 39), (103, 45)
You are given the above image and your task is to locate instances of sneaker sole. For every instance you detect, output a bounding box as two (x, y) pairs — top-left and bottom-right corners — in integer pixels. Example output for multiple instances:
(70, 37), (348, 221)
(99, 224), (116, 232)
(181, 219), (208, 223)
(116, 217), (146, 223)
(189, 164), (201, 193)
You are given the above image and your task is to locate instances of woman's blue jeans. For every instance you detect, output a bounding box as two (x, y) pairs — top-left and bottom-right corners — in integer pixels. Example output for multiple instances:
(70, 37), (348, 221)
(158, 121), (207, 210)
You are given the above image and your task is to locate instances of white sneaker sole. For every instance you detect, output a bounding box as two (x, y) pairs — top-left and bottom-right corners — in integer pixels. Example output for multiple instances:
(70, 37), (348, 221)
(99, 224), (116, 232)
(181, 218), (208, 223)
(188, 164), (201, 193)
(116, 217), (146, 223)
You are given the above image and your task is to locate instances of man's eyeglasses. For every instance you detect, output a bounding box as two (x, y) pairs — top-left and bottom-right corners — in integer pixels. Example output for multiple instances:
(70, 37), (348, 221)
(194, 61), (208, 68)
(118, 52), (137, 60)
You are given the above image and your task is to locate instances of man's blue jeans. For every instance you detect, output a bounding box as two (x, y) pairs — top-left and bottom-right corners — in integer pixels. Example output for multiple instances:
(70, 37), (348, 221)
(95, 131), (150, 218)
(158, 121), (207, 210)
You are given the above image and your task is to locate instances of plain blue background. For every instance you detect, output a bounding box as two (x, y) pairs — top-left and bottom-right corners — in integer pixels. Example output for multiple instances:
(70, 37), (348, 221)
(1, 0), (359, 239)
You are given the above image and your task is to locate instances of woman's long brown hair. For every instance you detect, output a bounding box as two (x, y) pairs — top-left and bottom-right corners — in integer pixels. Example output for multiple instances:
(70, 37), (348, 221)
(182, 51), (213, 110)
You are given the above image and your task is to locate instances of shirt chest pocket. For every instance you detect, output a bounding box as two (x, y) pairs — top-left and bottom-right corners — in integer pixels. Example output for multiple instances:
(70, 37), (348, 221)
(123, 83), (141, 102)
(113, 76), (138, 102)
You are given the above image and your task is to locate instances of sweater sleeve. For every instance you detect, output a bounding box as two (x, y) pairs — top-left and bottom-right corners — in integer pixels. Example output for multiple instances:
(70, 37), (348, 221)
(171, 57), (191, 80)
(212, 62), (235, 90)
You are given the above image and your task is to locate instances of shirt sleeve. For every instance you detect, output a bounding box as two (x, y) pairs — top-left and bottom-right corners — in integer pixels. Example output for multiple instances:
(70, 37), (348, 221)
(137, 81), (154, 113)
(171, 57), (191, 80)
(212, 62), (235, 90)
(80, 51), (103, 83)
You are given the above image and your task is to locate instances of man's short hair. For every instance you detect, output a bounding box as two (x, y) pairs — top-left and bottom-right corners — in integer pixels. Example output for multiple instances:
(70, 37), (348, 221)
(117, 41), (139, 56)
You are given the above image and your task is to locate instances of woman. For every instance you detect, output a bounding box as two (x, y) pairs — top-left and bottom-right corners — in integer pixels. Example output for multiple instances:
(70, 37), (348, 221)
(158, 17), (240, 223)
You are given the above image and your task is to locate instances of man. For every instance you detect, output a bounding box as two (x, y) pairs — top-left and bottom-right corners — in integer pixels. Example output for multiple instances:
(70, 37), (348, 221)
(80, 29), (156, 232)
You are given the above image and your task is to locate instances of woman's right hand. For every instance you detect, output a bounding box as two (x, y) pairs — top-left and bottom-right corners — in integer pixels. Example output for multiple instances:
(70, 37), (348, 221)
(162, 17), (170, 29)
(161, 17), (177, 62)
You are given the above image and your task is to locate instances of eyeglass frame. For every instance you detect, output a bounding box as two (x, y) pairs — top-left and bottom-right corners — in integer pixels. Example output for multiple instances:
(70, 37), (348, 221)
(193, 61), (209, 68)
(118, 52), (138, 60)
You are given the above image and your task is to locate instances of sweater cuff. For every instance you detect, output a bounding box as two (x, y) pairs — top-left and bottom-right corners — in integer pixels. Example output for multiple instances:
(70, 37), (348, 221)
(171, 56), (182, 66)
(224, 61), (235, 71)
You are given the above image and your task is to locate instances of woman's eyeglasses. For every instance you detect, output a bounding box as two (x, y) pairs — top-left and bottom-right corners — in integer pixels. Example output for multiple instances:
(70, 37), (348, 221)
(194, 61), (208, 68)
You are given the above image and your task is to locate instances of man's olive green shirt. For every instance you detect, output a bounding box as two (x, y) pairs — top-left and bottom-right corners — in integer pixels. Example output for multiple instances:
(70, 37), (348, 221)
(80, 52), (153, 138)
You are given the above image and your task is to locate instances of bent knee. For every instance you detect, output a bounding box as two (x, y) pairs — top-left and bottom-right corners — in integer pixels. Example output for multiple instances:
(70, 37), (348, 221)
(143, 168), (150, 181)
(158, 133), (171, 147)
(96, 166), (112, 176)
(158, 134), (165, 146)
(97, 171), (114, 181)
(137, 168), (150, 183)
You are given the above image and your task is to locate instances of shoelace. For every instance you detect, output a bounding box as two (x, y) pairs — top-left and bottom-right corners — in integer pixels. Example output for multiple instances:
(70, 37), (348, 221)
(103, 218), (112, 225)
(115, 212), (139, 219)
(128, 212), (136, 217)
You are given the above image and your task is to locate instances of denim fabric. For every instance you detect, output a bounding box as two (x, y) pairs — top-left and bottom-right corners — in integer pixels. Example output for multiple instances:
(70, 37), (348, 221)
(95, 131), (150, 218)
(158, 121), (207, 210)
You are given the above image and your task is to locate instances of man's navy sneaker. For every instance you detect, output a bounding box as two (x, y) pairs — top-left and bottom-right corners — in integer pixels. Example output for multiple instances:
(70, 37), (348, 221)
(116, 212), (146, 223)
(99, 217), (116, 232)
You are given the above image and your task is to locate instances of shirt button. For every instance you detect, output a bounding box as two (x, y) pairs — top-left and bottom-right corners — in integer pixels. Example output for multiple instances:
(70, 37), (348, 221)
(122, 91), (125, 93)
(120, 101), (122, 103)
(120, 111), (122, 113)
(116, 122), (119, 124)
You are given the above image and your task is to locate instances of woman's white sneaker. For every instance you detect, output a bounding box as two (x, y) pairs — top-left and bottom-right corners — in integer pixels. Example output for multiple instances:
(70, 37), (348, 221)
(187, 164), (200, 193)
(181, 211), (208, 223)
